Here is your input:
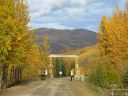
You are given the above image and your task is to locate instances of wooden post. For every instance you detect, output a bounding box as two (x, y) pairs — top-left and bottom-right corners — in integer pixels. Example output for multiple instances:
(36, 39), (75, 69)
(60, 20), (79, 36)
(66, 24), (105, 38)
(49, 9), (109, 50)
(112, 90), (114, 96)
(49, 57), (53, 78)
(75, 57), (80, 76)
(75, 57), (80, 80)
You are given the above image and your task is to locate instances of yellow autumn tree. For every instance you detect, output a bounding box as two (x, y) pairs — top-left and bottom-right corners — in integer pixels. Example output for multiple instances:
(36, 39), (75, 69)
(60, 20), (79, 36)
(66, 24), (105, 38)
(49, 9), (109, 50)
(0, 0), (40, 88)
(40, 34), (50, 70)
(98, 2), (128, 71)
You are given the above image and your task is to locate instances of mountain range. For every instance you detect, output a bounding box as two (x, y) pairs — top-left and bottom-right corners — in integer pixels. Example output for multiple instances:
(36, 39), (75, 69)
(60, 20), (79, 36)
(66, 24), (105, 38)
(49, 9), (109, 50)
(32, 28), (97, 53)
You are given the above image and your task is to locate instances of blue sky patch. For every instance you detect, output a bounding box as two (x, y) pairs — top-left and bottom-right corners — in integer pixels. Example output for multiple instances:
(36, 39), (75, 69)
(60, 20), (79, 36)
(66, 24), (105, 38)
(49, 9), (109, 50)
(28, 0), (126, 32)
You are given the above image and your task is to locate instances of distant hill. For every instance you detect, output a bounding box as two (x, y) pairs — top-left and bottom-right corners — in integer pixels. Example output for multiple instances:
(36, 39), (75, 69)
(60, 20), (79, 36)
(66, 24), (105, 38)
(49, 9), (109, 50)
(32, 28), (97, 53)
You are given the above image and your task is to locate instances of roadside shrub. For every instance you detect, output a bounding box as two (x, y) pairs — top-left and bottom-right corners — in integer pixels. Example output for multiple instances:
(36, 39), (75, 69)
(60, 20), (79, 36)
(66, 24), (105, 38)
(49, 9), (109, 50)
(123, 70), (128, 88)
(88, 64), (121, 89)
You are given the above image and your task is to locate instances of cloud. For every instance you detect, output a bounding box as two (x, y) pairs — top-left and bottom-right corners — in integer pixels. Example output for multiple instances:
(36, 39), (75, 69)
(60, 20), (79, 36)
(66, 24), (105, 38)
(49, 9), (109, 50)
(28, 0), (89, 19)
(41, 23), (73, 29)
(28, 0), (125, 31)
(29, 22), (73, 29)
(64, 7), (85, 17)
(28, 0), (64, 19)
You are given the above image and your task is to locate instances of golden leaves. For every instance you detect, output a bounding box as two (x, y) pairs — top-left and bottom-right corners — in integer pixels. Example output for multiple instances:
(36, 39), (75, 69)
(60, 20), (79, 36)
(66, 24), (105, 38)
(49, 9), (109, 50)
(98, 4), (128, 70)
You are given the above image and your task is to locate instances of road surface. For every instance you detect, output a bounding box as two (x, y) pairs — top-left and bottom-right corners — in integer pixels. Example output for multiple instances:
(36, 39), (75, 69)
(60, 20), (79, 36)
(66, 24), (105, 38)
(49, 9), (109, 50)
(1, 78), (92, 96)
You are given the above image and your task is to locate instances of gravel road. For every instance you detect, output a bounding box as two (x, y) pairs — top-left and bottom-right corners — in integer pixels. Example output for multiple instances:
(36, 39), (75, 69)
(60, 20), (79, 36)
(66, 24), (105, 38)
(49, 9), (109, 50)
(1, 78), (92, 96)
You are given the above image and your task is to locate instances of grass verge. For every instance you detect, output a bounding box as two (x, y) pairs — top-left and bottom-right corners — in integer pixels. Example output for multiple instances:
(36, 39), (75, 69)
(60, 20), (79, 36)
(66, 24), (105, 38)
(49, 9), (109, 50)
(85, 83), (105, 96)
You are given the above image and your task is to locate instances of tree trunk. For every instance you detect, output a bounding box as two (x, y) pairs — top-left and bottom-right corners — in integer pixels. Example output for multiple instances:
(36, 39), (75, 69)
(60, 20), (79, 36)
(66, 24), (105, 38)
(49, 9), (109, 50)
(1, 64), (8, 89)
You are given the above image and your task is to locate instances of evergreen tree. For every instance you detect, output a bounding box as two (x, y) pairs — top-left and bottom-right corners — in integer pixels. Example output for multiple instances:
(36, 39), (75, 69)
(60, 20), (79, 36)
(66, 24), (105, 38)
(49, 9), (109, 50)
(62, 62), (66, 77)
(53, 58), (60, 77)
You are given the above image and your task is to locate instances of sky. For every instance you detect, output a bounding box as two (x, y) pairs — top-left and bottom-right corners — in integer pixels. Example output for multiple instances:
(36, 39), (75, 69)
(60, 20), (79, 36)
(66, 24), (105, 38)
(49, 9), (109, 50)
(28, 0), (126, 32)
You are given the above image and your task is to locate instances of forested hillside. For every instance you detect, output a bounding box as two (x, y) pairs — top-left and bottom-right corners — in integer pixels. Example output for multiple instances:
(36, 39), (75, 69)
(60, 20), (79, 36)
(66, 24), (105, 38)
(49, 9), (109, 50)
(32, 28), (97, 53)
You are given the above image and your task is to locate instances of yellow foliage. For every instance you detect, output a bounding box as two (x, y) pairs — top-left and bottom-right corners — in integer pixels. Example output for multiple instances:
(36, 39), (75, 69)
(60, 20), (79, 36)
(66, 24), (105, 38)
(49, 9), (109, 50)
(98, 4), (128, 71)
(79, 45), (99, 60)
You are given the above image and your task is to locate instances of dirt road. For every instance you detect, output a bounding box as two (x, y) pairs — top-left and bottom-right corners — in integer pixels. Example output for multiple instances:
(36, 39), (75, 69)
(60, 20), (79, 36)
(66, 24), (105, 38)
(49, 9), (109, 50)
(2, 78), (92, 96)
